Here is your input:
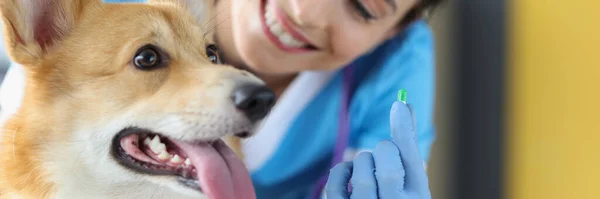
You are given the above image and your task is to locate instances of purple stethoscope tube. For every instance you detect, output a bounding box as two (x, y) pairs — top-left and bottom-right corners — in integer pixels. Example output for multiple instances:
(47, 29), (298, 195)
(311, 65), (354, 199)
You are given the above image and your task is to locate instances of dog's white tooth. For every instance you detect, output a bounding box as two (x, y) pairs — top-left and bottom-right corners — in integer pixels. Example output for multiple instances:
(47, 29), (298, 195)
(158, 151), (172, 161)
(150, 141), (167, 154)
(151, 135), (162, 144)
(156, 143), (167, 154)
(149, 144), (158, 153)
(149, 136), (166, 153)
(184, 158), (192, 166)
(143, 137), (151, 145)
(170, 155), (184, 164)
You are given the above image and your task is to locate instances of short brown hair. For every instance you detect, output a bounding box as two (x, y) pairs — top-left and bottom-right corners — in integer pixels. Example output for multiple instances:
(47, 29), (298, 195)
(400, 0), (444, 26)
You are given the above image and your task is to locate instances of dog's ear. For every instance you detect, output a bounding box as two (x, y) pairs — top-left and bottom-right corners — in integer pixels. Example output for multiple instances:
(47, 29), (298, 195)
(148, 0), (214, 24)
(0, 0), (98, 66)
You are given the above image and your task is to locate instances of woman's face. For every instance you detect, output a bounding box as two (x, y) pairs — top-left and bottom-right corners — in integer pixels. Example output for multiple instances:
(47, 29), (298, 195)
(215, 0), (418, 75)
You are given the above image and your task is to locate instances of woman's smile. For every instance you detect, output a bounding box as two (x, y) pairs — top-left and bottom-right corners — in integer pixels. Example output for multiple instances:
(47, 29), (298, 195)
(222, 0), (419, 75)
(260, 0), (318, 53)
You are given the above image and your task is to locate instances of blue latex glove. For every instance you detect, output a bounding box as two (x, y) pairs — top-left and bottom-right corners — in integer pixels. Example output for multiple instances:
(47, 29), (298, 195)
(325, 101), (432, 199)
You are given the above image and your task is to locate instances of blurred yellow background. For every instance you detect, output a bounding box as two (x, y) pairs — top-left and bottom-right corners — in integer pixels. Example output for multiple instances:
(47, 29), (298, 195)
(508, 0), (600, 199)
(426, 1), (600, 199)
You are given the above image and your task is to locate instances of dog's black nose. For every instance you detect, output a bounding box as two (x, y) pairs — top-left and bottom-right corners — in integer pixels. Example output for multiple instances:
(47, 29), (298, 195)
(231, 84), (276, 122)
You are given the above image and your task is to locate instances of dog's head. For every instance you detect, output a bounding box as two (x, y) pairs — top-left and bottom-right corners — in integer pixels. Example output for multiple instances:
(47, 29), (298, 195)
(0, 0), (273, 198)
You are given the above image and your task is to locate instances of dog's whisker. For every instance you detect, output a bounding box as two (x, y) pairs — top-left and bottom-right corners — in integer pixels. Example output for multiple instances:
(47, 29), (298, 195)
(71, 145), (88, 171)
(200, 6), (228, 31)
(203, 16), (230, 38)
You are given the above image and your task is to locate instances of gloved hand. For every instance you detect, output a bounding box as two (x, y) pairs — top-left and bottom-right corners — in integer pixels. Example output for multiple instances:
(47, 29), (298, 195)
(325, 101), (432, 199)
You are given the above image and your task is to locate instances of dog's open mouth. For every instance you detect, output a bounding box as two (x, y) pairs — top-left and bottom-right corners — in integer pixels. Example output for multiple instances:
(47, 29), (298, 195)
(111, 127), (255, 199)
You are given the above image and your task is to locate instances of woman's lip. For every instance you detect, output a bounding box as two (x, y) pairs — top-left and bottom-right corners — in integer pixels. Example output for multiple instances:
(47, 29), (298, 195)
(259, 0), (316, 53)
(270, 1), (317, 48)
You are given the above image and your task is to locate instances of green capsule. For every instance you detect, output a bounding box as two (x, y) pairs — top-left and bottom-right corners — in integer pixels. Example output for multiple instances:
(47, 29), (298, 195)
(398, 89), (407, 104)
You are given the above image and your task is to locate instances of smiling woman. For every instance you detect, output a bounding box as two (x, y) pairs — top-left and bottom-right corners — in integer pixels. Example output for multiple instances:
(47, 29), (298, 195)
(220, 0), (429, 75)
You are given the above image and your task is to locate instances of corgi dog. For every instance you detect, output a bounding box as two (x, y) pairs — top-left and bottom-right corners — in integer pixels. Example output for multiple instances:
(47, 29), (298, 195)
(0, 0), (275, 198)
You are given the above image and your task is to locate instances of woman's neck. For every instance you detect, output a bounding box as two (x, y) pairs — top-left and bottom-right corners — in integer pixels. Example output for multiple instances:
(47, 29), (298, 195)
(227, 60), (296, 97)
(257, 72), (298, 98)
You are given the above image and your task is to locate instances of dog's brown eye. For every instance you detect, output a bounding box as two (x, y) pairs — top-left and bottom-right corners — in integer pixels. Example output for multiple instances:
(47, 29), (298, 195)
(134, 45), (162, 70)
(206, 44), (221, 64)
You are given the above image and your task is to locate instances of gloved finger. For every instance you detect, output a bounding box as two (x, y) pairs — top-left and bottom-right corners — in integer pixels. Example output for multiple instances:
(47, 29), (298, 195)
(390, 101), (416, 142)
(326, 162), (353, 199)
(373, 140), (405, 199)
(390, 102), (429, 191)
(407, 104), (416, 131)
(349, 152), (378, 199)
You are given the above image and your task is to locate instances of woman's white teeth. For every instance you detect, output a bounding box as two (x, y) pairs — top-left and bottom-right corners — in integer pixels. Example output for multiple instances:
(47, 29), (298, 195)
(149, 135), (166, 154)
(264, 3), (306, 48)
(185, 158), (192, 166)
(280, 34), (303, 47)
(268, 21), (282, 33)
(265, 7), (276, 25)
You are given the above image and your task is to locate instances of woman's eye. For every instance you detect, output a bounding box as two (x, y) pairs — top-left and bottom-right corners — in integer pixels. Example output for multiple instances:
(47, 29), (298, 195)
(206, 44), (222, 64)
(133, 45), (164, 70)
(351, 0), (375, 21)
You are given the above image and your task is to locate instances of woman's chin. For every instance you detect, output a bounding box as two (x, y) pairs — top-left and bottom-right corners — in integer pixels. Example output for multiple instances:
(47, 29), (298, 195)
(246, 62), (300, 75)
(233, 42), (293, 74)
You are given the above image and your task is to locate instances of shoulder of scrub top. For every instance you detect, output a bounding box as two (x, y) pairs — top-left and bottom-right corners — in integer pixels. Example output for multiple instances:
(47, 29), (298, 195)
(347, 19), (436, 163)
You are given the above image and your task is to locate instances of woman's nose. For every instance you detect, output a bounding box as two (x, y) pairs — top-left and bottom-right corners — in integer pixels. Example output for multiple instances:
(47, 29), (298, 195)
(288, 0), (330, 29)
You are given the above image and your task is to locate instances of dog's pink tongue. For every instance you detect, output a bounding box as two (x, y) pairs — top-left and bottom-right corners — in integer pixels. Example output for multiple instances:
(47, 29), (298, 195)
(175, 140), (256, 199)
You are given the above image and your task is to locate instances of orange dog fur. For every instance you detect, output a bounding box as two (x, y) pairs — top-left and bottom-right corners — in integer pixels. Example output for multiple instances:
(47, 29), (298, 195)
(0, 0), (261, 198)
